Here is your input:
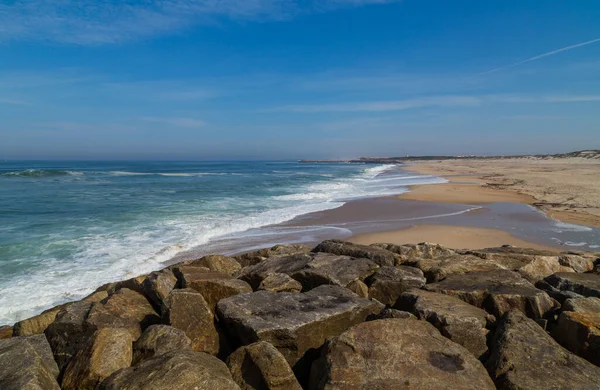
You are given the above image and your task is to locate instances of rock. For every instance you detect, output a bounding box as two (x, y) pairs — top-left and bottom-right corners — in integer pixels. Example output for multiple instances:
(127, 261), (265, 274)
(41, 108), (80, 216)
(83, 290), (110, 302)
(397, 289), (493, 359)
(345, 280), (369, 298)
(545, 272), (600, 297)
(86, 288), (160, 340)
(235, 254), (313, 289)
(45, 300), (94, 372)
(559, 253), (596, 273)
(98, 350), (240, 390)
(184, 255), (243, 276)
(365, 266), (426, 306)
(407, 254), (505, 283)
(141, 269), (177, 311)
(258, 273), (302, 293)
(0, 325), (12, 339)
(175, 266), (253, 312)
(373, 242), (456, 263)
(366, 307), (416, 321)
(96, 274), (148, 296)
(216, 285), (384, 369)
(161, 288), (219, 355)
(563, 297), (600, 312)
(553, 311), (600, 366)
(486, 310), (600, 389)
(133, 325), (192, 365)
(425, 269), (559, 320)
(227, 341), (302, 390)
(313, 240), (396, 266)
(235, 244), (311, 267)
(61, 327), (133, 390)
(12, 305), (64, 336)
(535, 279), (583, 303)
(0, 334), (61, 390)
(309, 319), (495, 390)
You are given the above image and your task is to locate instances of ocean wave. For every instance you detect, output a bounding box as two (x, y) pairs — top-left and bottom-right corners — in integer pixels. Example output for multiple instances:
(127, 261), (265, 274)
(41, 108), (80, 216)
(0, 169), (84, 178)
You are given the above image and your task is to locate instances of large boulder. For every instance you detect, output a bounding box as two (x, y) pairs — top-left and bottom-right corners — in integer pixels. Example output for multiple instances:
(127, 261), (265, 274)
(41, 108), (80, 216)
(346, 280), (369, 298)
(235, 254), (313, 289)
(535, 279), (584, 303)
(161, 288), (219, 355)
(486, 310), (600, 389)
(424, 269), (559, 320)
(86, 288), (160, 340)
(406, 254), (505, 283)
(258, 273), (302, 293)
(227, 341), (302, 390)
(216, 285), (383, 370)
(397, 289), (493, 359)
(365, 266), (426, 306)
(141, 269), (177, 311)
(61, 327), (133, 390)
(545, 272), (600, 297)
(98, 350), (240, 389)
(133, 325), (192, 365)
(563, 297), (600, 312)
(309, 319), (495, 390)
(175, 266), (252, 312)
(235, 244), (311, 267)
(0, 325), (12, 339)
(313, 240), (396, 266)
(182, 255), (242, 276)
(12, 305), (64, 337)
(0, 334), (60, 390)
(553, 311), (600, 366)
(373, 242), (456, 263)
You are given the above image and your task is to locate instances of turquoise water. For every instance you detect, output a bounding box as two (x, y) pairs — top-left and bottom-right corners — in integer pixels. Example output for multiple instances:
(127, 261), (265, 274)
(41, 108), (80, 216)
(0, 161), (445, 323)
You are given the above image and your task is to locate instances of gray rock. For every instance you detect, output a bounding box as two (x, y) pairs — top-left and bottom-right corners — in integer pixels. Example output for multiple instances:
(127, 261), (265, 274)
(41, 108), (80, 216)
(553, 311), (600, 366)
(397, 289), (493, 359)
(0, 334), (60, 390)
(365, 266), (426, 306)
(133, 325), (192, 365)
(258, 273), (302, 293)
(406, 254), (505, 283)
(373, 242), (456, 263)
(366, 307), (416, 321)
(235, 244), (311, 267)
(563, 297), (600, 313)
(313, 240), (396, 266)
(309, 319), (495, 390)
(545, 272), (600, 298)
(181, 254), (242, 276)
(425, 269), (559, 320)
(98, 350), (240, 390)
(535, 279), (584, 303)
(486, 310), (600, 389)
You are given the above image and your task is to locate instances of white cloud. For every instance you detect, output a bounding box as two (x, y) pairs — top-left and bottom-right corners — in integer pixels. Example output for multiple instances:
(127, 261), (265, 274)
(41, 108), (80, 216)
(490, 95), (600, 104)
(142, 117), (206, 127)
(0, 0), (400, 45)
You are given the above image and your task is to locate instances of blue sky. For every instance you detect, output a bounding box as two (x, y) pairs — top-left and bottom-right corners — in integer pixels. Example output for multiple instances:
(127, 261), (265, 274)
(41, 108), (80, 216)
(1, 0), (599, 159)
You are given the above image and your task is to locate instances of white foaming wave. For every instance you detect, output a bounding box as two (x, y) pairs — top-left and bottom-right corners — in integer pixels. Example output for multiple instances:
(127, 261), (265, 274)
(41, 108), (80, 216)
(553, 221), (594, 232)
(564, 241), (588, 247)
(362, 164), (398, 178)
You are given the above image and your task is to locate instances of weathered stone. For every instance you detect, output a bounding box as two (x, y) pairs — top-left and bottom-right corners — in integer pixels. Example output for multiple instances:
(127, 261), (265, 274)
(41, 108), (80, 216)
(0, 325), (11, 339)
(95, 274), (148, 296)
(98, 350), (240, 390)
(345, 280), (369, 298)
(235, 254), (313, 289)
(0, 334), (60, 390)
(86, 288), (160, 340)
(535, 279), (583, 303)
(486, 310), (600, 389)
(83, 290), (110, 303)
(546, 272), (600, 297)
(559, 253), (596, 273)
(45, 300), (94, 372)
(141, 269), (177, 311)
(407, 254), (505, 283)
(366, 307), (416, 321)
(258, 273), (302, 293)
(425, 269), (558, 320)
(227, 341), (302, 390)
(553, 311), (600, 366)
(185, 255), (243, 276)
(216, 285), (384, 369)
(161, 288), (219, 355)
(309, 319), (495, 390)
(373, 242), (456, 264)
(564, 297), (600, 313)
(12, 305), (64, 336)
(235, 244), (311, 267)
(61, 327), (133, 390)
(397, 289), (493, 359)
(175, 266), (253, 312)
(313, 240), (396, 266)
(133, 325), (192, 365)
(365, 266), (426, 306)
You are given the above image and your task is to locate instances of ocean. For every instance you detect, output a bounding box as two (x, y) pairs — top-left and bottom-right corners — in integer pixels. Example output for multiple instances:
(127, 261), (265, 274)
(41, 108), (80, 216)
(0, 160), (445, 324)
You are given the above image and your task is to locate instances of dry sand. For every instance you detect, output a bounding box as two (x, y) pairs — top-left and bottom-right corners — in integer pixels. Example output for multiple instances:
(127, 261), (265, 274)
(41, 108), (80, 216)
(400, 158), (600, 228)
(350, 224), (560, 252)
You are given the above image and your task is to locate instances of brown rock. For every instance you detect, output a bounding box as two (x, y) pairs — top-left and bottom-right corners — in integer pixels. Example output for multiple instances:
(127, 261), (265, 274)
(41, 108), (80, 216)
(133, 324), (192, 365)
(553, 311), (600, 366)
(309, 319), (495, 390)
(83, 290), (110, 303)
(365, 266), (426, 306)
(0, 334), (61, 390)
(161, 288), (219, 355)
(227, 341), (302, 390)
(98, 350), (240, 390)
(235, 244), (311, 267)
(185, 254), (242, 276)
(175, 266), (252, 312)
(0, 325), (12, 339)
(366, 307), (416, 321)
(563, 297), (600, 312)
(373, 242), (456, 264)
(486, 310), (600, 389)
(559, 253), (596, 273)
(313, 240), (396, 266)
(96, 274), (148, 296)
(258, 273), (302, 293)
(61, 327), (133, 390)
(345, 280), (369, 298)
(12, 305), (64, 336)
(407, 254), (505, 283)
(425, 269), (558, 320)
(141, 269), (177, 310)
(235, 254), (313, 289)
(545, 272), (600, 297)
(216, 285), (384, 369)
(397, 289), (493, 359)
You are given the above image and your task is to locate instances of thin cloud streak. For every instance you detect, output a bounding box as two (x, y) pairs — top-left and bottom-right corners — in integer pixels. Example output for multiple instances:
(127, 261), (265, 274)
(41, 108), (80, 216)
(142, 117), (206, 128)
(478, 37), (600, 76)
(0, 98), (31, 105)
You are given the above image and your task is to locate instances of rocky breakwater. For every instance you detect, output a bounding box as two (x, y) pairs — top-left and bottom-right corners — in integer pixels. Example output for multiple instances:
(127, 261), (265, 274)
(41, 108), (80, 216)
(1, 239), (600, 389)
